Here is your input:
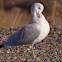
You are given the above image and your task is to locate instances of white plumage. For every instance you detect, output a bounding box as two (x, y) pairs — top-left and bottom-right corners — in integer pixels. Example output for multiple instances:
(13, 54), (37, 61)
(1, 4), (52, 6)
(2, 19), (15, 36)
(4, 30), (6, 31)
(2, 3), (50, 47)
(0, 2), (50, 58)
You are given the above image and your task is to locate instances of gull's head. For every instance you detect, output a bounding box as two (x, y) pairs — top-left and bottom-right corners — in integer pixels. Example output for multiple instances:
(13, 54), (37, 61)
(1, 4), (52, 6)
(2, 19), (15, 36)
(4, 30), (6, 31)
(31, 2), (44, 17)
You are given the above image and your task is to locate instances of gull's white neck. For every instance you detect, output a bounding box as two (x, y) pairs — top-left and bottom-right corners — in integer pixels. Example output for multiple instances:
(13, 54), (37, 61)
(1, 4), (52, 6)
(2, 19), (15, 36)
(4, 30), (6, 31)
(32, 13), (46, 23)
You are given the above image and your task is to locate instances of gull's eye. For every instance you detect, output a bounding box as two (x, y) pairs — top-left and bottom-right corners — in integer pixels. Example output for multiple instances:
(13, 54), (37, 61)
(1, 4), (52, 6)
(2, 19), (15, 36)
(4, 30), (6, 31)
(38, 7), (41, 9)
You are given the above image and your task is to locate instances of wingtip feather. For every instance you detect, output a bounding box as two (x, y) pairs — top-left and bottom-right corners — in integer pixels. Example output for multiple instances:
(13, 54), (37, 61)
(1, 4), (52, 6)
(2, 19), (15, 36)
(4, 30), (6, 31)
(0, 44), (4, 48)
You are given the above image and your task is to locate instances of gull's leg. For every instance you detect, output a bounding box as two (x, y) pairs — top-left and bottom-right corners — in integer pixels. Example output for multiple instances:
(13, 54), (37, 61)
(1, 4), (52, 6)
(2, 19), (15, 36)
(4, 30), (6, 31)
(30, 44), (35, 58)
(32, 45), (35, 58)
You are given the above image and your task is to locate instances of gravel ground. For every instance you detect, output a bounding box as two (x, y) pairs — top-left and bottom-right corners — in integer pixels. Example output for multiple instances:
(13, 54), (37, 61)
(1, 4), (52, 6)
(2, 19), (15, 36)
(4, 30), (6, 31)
(0, 26), (62, 62)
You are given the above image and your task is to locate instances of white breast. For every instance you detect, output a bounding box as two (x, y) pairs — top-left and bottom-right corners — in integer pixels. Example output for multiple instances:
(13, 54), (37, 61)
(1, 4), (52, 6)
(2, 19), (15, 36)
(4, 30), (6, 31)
(33, 19), (50, 44)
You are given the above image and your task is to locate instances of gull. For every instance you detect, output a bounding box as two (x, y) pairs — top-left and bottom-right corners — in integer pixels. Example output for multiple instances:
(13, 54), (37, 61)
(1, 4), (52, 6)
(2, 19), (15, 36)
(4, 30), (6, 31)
(0, 2), (50, 58)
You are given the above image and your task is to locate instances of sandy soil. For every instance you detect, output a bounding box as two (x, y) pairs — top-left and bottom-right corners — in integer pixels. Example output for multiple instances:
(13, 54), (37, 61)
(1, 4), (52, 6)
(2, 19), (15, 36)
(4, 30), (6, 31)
(0, 26), (62, 62)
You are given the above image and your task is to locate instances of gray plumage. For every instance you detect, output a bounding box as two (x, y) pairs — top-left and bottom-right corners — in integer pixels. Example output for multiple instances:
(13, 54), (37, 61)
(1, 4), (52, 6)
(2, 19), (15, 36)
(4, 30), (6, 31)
(0, 2), (50, 48)
(4, 24), (40, 47)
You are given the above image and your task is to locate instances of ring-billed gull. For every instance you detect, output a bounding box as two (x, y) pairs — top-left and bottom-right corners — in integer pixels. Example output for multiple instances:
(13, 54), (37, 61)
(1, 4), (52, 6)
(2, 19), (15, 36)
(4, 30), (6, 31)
(0, 2), (50, 58)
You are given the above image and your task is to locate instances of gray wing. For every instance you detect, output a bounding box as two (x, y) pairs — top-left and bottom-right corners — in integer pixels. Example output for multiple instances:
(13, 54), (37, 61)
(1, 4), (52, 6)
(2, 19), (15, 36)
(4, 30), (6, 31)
(4, 24), (40, 47)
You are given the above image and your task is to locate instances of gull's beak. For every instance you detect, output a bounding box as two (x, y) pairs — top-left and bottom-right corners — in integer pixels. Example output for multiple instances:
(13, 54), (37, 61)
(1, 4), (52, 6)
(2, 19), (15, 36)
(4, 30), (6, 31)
(37, 12), (40, 18)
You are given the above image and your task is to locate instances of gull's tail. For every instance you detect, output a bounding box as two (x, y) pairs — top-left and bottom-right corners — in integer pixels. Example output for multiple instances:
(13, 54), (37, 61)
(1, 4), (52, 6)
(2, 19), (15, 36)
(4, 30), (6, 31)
(0, 44), (4, 48)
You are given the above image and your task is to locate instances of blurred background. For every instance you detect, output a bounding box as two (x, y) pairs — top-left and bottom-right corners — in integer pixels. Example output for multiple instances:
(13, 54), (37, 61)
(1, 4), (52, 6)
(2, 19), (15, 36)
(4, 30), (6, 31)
(0, 0), (62, 28)
(0, 0), (62, 62)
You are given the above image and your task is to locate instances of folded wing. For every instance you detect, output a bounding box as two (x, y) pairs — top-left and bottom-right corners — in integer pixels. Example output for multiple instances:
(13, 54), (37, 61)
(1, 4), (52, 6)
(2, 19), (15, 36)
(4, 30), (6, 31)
(4, 24), (40, 47)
